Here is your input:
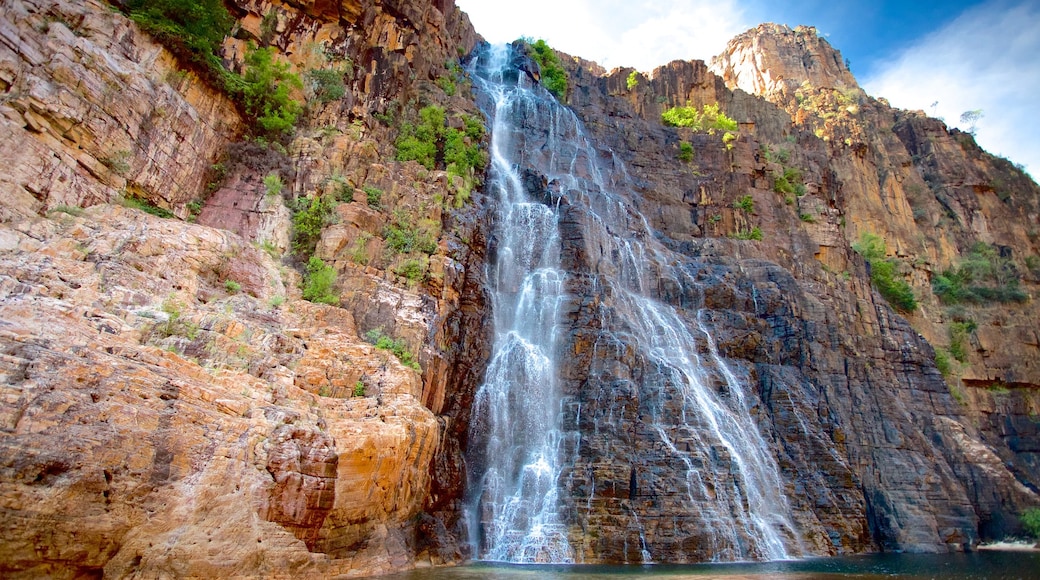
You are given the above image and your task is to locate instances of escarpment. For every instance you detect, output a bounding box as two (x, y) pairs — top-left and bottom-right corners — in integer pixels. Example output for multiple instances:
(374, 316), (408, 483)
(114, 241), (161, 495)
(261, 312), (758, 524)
(0, 2), (1038, 577)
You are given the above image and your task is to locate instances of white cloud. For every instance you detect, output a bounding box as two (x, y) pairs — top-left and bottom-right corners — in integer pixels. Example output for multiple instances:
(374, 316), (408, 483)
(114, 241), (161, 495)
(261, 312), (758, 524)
(862, 0), (1040, 177)
(455, 0), (748, 72)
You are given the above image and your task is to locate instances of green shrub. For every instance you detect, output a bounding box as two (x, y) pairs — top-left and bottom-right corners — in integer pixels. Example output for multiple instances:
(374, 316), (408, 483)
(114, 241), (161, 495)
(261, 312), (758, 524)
(263, 173), (283, 197)
(799, 213), (816, 223)
(384, 210), (438, 255)
(118, 194), (175, 218)
(306, 68), (346, 103)
(853, 233), (918, 313)
(661, 103), (738, 135)
(932, 242), (1028, 304)
(436, 75), (457, 96)
(364, 329), (421, 370)
(527, 39), (568, 98)
(626, 70), (639, 90)
(353, 380), (366, 397)
(734, 195), (754, 214)
(363, 186), (383, 208)
(1022, 508), (1040, 538)
(237, 46), (303, 138)
(678, 141), (693, 162)
(935, 348), (953, 378)
(732, 227), (763, 241)
(291, 195), (335, 257)
(948, 321), (977, 363)
(395, 105), (444, 169)
(224, 280), (241, 293)
(123, 0), (232, 81)
(395, 257), (427, 285)
(302, 256), (338, 305)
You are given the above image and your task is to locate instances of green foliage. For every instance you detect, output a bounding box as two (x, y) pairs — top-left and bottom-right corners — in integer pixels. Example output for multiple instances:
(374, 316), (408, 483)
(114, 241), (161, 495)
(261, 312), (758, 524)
(395, 105), (485, 206)
(268, 295), (285, 308)
(932, 242), (1028, 304)
(102, 150), (132, 175)
(1022, 508), (1040, 538)
(363, 186), (383, 208)
(732, 227), (763, 241)
(661, 103), (738, 134)
(236, 46), (303, 138)
(678, 141), (693, 162)
(302, 256), (339, 305)
(157, 296), (199, 339)
(306, 68), (346, 103)
(224, 279), (241, 293)
(384, 210), (438, 255)
(527, 39), (568, 98)
(934, 348), (953, 378)
(395, 257), (427, 285)
(853, 233), (918, 313)
(123, 0), (232, 80)
(734, 195), (754, 214)
(626, 70), (639, 90)
(119, 194), (175, 219)
(263, 173), (283, 197)
(436, 75), (457, 96)
(395, 105), (444, 169)
(773, 166), (805, 196)
(799, 213), (816, 223)
(291, 195), (335, 257)
(353, 380), (366, 397)
(364, 329), (421, 370)
(948, 321), (977, 363)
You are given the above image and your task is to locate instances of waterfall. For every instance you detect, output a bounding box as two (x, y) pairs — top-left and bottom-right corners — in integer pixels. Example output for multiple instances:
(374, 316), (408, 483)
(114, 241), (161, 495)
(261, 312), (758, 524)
(466, 43), (800, 564)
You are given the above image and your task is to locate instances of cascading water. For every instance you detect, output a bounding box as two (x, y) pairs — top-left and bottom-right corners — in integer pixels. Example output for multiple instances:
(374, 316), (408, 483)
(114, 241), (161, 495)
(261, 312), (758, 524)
(467, 43), (801, 564)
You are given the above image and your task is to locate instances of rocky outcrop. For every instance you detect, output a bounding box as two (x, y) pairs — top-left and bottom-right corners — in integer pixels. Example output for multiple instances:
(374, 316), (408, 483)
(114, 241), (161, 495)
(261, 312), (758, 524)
(0, 0), (490, 576)
(0, 207), (441, 577)
(709, 24), (858, 103)
(0, 0), (243, 221)
(512, 30), (1040, 560)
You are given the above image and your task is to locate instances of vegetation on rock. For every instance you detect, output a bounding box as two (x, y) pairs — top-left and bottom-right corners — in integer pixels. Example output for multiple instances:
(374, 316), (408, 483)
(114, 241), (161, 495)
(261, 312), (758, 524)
(302, 256), (339, 305)
(932, 242), (1028, 304)
(526, 39), (568, 99)
(853, 233), (918, 313)
(662, 103), (738, 134)
(364, 329), (421, 370)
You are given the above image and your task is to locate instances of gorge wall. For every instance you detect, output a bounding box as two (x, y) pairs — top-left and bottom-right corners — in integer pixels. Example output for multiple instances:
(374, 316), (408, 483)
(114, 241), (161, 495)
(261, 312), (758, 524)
(0, 2), (1037, 578)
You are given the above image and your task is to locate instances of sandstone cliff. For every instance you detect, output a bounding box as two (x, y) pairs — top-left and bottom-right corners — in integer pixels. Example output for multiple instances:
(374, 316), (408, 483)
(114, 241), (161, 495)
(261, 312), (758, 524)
(1, 0), (1039, 575)
(1, 0), (488, 576)
(534, 23), (1039, 558)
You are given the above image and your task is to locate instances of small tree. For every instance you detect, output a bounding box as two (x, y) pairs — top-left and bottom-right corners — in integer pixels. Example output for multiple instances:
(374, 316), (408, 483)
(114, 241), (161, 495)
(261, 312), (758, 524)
(239, 46), (303, 138)
(959, 109), (983, 136)
(1022, 508), (1040, 539)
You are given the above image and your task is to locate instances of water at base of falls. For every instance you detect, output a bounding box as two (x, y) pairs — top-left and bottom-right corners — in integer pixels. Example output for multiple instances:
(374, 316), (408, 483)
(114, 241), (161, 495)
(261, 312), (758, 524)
(465, 43), (800, 565)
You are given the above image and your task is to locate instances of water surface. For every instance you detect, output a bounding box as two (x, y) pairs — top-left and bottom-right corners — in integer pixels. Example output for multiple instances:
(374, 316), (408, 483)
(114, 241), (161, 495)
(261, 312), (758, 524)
(381, 552), (1039, 579)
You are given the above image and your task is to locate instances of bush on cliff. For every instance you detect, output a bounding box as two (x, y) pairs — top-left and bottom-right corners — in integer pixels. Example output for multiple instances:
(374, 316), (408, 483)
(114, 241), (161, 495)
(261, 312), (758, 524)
(662, 103), (738, 134)
(232, 46), (304, 138)
(302, 256), (339, 305)
(853, 233), (918, 313)
(1023, 508), (1040, 538)
(124, 0), (232, 80)
(526, 39), (568, 99)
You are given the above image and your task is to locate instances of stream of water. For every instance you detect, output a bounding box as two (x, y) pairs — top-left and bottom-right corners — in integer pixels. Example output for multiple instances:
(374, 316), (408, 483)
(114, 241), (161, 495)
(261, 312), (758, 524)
(465, 43), (800, 564)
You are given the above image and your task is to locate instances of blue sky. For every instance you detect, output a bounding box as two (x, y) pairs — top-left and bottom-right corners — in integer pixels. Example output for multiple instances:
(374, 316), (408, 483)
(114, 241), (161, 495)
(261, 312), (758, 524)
(455, 0), (1039, 178)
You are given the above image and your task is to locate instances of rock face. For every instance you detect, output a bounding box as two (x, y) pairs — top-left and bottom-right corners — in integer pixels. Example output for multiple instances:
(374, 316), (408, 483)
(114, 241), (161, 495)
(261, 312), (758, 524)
(0, 0), (1038, 575)
(0, 0), (489, 577)
(0, 0), (243, 221)
(524, 25), (1040, 561)
(0, 207), (438, 577)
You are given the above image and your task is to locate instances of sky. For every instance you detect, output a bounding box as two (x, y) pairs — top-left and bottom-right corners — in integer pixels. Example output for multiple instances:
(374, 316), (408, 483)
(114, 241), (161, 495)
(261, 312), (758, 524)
(455, 0), (1040, 178)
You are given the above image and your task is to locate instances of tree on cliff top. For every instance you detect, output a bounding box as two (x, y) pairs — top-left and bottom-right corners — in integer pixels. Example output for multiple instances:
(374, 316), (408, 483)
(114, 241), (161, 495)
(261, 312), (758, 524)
(124, 0), (232, 76)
